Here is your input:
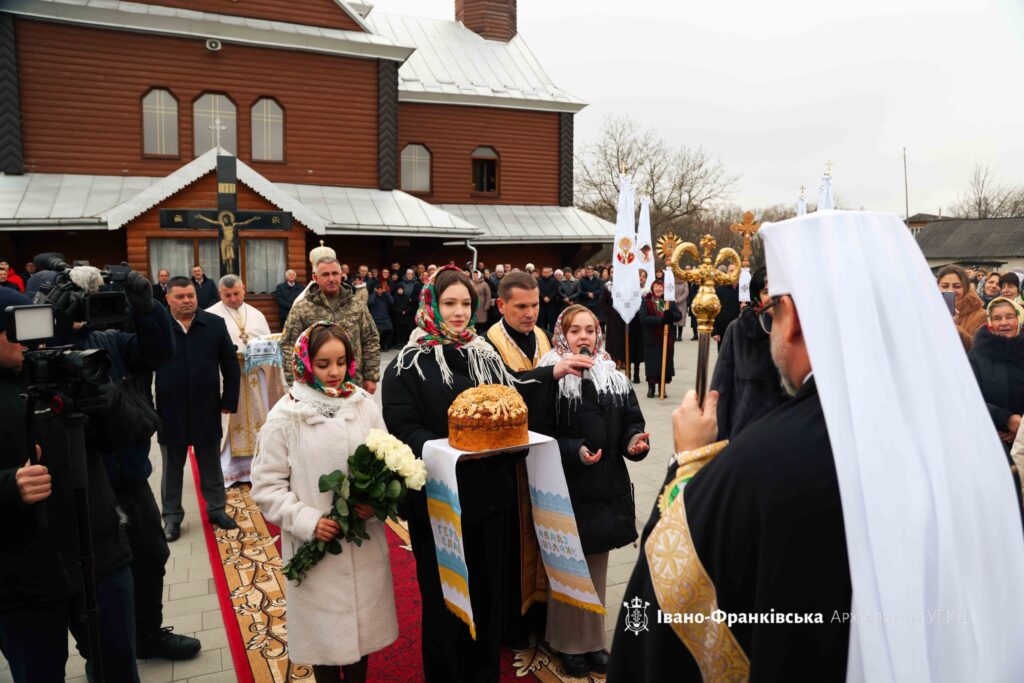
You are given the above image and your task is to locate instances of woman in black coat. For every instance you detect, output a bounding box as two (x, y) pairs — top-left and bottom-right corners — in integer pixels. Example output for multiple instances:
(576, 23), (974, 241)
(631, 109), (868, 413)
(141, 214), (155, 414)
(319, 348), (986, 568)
(537, 305), (648, 677)
(709, 268), (789, 440)
(968, 297), (1024, 453)
(640, 280), (682, 397)
(382, 267), (588, 683)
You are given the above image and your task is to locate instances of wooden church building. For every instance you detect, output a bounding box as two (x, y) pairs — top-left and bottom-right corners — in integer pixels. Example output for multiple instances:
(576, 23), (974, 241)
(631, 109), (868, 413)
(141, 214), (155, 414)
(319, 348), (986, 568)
(0, 0), (613, 328)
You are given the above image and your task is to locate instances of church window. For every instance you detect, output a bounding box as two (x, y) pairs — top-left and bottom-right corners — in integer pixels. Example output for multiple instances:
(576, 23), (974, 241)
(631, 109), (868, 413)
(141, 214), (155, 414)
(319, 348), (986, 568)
(149, 238), (218, 280)
(243, 239), (287, 294)
(194, 93), (237, 155)
(251, 98), (284, 162)
(142, 89), (178, 156)
(401, 144), (431, 193)
(471, 146), (499, 194)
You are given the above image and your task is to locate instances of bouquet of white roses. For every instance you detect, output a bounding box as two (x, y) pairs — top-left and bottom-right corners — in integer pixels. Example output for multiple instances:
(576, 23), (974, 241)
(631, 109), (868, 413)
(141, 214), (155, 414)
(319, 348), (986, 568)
(284, 429), (427, 584)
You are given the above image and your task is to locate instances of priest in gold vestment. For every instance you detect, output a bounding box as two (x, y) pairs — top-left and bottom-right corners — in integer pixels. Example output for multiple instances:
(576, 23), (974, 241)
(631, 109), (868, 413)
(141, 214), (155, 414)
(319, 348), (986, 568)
(206, 274), (286, 487)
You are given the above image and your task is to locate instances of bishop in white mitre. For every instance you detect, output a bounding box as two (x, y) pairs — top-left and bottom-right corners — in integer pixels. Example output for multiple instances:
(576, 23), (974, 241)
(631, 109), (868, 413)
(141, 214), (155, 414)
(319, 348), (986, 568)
(206, 274), (286, 487)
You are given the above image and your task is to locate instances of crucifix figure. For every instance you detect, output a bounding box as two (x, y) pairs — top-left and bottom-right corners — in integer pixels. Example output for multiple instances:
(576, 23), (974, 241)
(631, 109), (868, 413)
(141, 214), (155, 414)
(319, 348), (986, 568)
(159, 155), (293, 277)
(825, 160), (834, 177)
(799, 184), (806, 198)
(196, 210), (261, 275)
(730, 211), (761, 269)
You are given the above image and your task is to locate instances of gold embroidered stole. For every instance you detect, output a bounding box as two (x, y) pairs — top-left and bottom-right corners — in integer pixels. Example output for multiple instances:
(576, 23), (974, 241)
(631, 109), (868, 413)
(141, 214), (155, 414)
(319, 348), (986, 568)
(485, 323), (552, 372)
(484, 322), (553, 611)
(227, 357), (287, 457)
(646, 443), (750, 682)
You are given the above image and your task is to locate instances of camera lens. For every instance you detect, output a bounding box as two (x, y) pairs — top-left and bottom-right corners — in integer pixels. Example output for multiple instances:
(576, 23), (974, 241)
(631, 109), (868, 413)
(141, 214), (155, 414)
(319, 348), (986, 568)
(59, 349), (111, 384)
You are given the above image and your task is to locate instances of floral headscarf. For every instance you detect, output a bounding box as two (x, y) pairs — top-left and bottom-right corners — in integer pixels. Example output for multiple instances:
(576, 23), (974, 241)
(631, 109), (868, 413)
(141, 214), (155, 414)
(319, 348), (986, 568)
(538, 307), (631, 409)
(293, 321), (359, 398)
(396, 266), (520, 387)
(413, 265), (479, 349)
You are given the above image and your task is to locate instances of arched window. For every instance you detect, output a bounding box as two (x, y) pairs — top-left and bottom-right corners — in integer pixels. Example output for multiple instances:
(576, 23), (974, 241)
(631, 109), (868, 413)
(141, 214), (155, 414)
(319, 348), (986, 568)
(401, 144), (431, 193)
(142, 88), (178, 156)
(193, 93), (237, 155)
(251, 98), (284, 162)
(471, 146), (499, 194)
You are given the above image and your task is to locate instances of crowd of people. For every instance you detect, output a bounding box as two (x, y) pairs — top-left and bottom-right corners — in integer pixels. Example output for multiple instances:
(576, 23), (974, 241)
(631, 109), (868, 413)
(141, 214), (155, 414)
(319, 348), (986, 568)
(3, 232), (1024, 682)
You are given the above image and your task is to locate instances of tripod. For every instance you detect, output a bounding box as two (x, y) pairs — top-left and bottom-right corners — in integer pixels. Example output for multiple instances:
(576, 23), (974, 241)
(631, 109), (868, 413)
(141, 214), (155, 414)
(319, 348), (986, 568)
(26, 392), (105, 682)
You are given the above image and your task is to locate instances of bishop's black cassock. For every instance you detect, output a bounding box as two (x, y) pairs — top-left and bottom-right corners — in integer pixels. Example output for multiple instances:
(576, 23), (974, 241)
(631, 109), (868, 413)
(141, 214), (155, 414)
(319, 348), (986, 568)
(607, 378), (852, 681)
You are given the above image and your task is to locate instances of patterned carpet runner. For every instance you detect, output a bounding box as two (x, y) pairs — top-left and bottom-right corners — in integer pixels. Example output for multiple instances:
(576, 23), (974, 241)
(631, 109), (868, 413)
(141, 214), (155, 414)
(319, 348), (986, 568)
(189, 453), (605, 681)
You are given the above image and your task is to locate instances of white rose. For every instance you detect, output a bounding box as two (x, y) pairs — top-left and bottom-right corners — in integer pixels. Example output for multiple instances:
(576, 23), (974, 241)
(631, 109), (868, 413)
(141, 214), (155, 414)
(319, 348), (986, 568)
(398, 455), (418, 479)
(365, 429), (387, 455)
(381, 435), (404, 454)
(406, 468), (427, 491)
(383, 448), (403, 472)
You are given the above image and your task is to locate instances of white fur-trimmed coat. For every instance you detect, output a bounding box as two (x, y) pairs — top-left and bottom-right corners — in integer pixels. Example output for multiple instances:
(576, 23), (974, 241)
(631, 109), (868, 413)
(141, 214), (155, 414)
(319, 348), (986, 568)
(251, 382), (398, 666)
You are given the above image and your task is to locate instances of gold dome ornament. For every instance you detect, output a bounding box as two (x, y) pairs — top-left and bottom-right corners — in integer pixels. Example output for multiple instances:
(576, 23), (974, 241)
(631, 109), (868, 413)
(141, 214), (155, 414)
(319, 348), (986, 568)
(309, 240), (336, 268)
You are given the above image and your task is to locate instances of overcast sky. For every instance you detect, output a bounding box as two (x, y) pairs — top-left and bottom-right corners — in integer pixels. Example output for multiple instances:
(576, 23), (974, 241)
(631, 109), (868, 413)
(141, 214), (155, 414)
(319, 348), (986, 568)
(374, 0), (1024, 217)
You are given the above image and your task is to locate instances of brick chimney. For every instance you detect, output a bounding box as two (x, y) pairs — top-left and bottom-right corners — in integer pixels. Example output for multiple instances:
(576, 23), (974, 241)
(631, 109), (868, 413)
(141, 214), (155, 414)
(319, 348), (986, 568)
(455, 0), (517, 42)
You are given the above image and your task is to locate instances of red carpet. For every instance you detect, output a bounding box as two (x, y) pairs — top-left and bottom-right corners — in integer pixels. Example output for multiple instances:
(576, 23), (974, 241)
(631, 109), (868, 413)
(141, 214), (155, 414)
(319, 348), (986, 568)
(190, 451), (595, 681)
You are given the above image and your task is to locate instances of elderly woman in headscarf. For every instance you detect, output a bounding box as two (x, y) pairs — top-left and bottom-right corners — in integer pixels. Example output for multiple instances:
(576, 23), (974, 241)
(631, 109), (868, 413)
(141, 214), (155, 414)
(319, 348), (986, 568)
(537, 304), (649, 678)
(937, 265), (988, 349)
(381, 266), (592, 683)
(969, 297), (1024, 451)
(709, 267), (790, 440)
(969, 297), (1024, 508)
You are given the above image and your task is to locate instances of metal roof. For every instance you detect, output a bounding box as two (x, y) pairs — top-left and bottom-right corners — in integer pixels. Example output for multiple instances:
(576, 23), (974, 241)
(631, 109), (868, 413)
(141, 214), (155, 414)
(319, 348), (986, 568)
(916, 217), (1024, 259)
(438, 204), (615, 244)
(0, 151), (481, 238)
(366, 13), (586, 113)
(4, 0), (415, 62)
(275, 184), (480, 238)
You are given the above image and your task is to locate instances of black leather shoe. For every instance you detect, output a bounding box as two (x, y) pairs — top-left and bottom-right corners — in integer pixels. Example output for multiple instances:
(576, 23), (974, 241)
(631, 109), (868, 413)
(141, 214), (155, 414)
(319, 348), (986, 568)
(586, 649), (609, 674)
(137, 626), (202, 661)
(208, 511), (238, 530)
(163, 522), (180, 542)
(647, 384), (656, 398)
(559, 652), (588, 678)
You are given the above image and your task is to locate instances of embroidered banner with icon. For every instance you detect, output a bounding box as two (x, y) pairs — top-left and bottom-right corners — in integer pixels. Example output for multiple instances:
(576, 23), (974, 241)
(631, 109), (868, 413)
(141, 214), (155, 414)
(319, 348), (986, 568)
(422, 433), (604, 639)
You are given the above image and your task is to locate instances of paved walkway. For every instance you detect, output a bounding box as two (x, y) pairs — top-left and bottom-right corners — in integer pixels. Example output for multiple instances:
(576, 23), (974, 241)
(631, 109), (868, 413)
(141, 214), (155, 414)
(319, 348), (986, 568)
(0, 331), (714, 682)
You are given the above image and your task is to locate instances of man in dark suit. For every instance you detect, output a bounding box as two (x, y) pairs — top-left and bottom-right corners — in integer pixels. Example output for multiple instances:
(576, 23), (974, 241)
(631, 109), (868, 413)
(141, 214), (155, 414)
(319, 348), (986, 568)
(273, 269), (302, 327)
(153, 268), (170, 307)
(190, 265), (218, 310)
(156, 276), (240, 541)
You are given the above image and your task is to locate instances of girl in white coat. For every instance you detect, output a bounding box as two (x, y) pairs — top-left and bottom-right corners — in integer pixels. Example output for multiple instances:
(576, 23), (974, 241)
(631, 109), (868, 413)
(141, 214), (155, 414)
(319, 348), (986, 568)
(251, 321), (398, 683)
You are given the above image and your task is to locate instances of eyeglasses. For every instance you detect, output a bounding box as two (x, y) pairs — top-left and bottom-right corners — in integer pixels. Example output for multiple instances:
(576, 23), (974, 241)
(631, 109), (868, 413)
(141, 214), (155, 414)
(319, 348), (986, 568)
(757, 296), (783, 334)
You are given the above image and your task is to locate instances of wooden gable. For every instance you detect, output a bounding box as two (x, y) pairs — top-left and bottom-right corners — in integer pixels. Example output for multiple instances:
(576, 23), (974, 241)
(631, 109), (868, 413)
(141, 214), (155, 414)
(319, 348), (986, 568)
(126, 169), (309, 331)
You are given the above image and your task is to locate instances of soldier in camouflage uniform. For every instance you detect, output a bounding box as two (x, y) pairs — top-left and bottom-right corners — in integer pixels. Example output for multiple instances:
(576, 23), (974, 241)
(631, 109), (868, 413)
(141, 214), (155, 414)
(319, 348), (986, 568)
(281, 256), (381, 392)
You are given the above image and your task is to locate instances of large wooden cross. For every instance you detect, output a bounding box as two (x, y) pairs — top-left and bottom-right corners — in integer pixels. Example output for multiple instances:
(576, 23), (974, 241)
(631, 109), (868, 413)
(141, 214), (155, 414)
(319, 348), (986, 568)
(159, 155), (293, 277)
(730, 211), (760, 268)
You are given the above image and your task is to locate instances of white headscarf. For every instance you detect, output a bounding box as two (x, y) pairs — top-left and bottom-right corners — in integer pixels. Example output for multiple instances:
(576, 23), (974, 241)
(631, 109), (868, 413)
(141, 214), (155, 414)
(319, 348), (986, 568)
(761, 211), (1024, 682)
(538, 307), (632, 410)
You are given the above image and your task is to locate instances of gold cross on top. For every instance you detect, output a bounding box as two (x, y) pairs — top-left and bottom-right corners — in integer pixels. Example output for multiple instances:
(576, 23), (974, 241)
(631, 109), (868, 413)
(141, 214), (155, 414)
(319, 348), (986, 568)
(730, 211), (760, 268)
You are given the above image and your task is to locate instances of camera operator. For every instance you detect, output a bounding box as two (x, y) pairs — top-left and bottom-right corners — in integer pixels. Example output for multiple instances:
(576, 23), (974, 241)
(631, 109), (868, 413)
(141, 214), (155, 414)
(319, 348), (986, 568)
(56, 264), (205, 661)
(0, 288), (142, 681)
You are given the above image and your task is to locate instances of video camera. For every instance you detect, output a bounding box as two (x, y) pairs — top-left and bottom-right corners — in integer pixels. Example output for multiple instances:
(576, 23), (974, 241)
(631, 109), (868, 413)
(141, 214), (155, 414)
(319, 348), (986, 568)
(3, 302), (111, 392)
(32, 253), (130, 329)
